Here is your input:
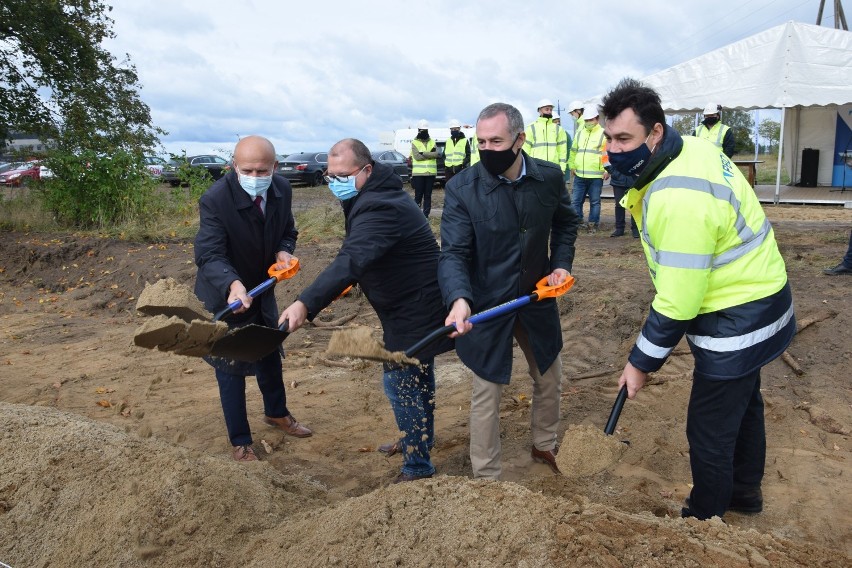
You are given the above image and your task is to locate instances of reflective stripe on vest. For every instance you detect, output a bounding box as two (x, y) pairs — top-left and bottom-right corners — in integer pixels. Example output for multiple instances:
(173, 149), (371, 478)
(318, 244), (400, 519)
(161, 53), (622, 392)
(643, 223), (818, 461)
(636, 332), (674, 360)
(445, 137), (466, 167)
(411, 139), (437, 175)
(640, 174), (773, 271)
(687, 303), (794, 352)
(695, 123), (730, 148)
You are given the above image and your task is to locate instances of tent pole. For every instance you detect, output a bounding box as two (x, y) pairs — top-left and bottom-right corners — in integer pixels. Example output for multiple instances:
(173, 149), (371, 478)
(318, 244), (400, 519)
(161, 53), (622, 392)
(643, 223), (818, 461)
(774, 107), (786, 205)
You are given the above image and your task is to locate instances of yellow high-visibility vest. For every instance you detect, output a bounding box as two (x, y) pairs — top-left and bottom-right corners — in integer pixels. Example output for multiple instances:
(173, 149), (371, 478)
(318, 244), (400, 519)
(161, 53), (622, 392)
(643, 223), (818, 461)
(411, 139), (437, 175)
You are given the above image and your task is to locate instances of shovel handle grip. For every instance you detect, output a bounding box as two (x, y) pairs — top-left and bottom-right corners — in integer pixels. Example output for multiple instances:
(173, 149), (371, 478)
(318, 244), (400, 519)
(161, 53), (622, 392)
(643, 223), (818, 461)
(213, 259), (301, 322)
(604, 385), (628, 435)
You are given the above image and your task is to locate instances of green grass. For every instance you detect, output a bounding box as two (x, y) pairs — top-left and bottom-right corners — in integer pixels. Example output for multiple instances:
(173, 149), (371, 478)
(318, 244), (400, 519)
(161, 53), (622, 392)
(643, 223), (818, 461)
(732, 152), (791, 185)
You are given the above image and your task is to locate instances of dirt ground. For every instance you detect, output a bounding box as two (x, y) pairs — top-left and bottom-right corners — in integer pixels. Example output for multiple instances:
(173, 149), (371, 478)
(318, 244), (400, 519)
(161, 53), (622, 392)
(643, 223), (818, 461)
(1, 187), (850, 567)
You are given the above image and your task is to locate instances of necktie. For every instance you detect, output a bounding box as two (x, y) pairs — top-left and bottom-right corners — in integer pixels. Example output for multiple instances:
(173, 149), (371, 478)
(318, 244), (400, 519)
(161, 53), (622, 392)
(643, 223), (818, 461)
(254, 195), (264, 217)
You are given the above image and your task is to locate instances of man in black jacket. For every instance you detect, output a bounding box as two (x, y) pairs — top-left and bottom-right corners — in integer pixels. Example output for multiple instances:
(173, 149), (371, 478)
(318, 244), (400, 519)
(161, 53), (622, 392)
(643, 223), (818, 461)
(195, 135), (311, 463)
(279, 138), (451, 484)
(439, 103), (580, 479)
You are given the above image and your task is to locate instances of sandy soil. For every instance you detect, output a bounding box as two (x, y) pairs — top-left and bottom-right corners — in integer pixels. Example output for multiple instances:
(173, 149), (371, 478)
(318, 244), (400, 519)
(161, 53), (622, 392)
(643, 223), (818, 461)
(1, 189), (850, 567)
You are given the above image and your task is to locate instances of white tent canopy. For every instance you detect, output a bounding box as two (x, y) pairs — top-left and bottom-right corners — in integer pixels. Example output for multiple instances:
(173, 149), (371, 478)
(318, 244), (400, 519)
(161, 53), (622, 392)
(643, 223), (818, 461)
(595, 21), (852, 199)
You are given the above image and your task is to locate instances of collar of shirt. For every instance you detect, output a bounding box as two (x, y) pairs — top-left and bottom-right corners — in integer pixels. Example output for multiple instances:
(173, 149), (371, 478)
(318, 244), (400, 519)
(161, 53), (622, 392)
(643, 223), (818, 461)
(498, 155), (527, 184)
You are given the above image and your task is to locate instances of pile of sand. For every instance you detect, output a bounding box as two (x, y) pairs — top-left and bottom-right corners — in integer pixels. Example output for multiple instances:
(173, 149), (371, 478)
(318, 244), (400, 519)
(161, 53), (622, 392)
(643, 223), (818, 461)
(556, 423), (628, 477)
(1, 403), (846, 567)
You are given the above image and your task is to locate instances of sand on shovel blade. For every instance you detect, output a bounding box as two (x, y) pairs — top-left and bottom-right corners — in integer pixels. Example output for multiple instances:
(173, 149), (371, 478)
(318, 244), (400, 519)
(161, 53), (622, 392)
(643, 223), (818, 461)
(133, 314), (228, 357)
(555, 424), (628, 477)
(326, 326), (420, 366)
(135, 277), (212, 322)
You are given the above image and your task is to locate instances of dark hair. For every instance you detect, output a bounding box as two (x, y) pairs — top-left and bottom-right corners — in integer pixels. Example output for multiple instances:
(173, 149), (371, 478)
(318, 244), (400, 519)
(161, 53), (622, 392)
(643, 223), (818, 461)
(600, 78), (666, 135)
(330, 138), (372, 167)
(477, 103), (524, 137)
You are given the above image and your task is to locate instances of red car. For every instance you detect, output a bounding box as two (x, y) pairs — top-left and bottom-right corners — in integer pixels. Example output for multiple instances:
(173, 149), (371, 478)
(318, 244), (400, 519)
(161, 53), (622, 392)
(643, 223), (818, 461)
(0, 161), (41, 186)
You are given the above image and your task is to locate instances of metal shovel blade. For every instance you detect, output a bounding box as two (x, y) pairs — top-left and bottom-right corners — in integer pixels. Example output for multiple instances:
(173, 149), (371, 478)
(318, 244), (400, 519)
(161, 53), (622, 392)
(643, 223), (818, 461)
(209, 323), (290, 362)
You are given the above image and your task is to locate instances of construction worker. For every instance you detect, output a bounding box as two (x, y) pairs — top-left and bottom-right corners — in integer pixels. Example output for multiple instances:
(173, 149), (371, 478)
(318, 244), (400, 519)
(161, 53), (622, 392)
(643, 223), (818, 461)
(568, 103), (608, 232)
(444, 119), (470, 185)
(523, 98), (569, 173)
(468, 135), (480, 166)
(602, 77), (794, 521)
(692, 103), (735, 158)
(410, 119), (439, 217)
(567, 100), (585, 133)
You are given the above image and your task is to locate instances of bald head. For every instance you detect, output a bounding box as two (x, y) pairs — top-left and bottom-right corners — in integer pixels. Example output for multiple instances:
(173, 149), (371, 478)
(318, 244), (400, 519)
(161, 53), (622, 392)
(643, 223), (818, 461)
(329, 138), (372, 169)
(233, 135), (276, 177)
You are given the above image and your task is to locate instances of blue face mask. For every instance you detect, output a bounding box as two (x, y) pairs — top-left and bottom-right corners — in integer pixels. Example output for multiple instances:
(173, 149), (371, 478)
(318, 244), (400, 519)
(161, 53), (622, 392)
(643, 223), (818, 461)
(325, 165), (366, 201)
(608, 133), (655, 177)
(238, 170), (273, 197)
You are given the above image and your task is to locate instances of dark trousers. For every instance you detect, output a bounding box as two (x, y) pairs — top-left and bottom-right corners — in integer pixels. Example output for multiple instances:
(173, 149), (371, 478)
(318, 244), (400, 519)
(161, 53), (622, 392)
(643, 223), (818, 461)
(843, 230), (852, 268)
(411, 175), (435, 217)
(612, 185), (637, 232)
(214, 351), (288, 446)
(686, 369), (765, 519)
(445, 165), (463, 186)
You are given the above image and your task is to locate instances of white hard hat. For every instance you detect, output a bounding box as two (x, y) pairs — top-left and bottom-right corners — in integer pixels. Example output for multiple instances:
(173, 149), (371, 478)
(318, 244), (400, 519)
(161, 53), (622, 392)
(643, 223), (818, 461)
(583, 103), (600, 119)
(537, 98), (555, 109)
(448, 119), (461, 128)
(703, 103), (721, 116)
(417, 119), (429, 129)
(567, 100), (584, 112)
(552, 111), (560, 120)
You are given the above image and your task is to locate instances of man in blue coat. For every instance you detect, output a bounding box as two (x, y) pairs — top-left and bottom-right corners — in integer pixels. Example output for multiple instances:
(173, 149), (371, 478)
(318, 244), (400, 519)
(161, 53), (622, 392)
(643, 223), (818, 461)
(195, 135), (311, 462)
(279, 138), (452, 483)
(439, 103), (580, 479)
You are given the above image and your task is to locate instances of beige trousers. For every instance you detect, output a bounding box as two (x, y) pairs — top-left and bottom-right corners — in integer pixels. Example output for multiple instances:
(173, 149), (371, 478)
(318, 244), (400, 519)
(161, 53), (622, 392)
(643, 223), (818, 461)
(469, 321), (562, 479)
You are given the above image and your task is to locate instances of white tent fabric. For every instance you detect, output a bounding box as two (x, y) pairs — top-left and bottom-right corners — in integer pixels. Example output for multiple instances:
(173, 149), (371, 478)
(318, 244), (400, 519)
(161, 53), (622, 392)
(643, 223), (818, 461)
(592, 22), (852, 197)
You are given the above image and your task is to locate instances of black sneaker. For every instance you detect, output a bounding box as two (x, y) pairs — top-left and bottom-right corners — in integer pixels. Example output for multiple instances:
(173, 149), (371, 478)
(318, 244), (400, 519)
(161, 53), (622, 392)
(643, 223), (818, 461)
(631, 228), (640, 238)
(728, 487), (763, 514)
(610, 229), (624, 237)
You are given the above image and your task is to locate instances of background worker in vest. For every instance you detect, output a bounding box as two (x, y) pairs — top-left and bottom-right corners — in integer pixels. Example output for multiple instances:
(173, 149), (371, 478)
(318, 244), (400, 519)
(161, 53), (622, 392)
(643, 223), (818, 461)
(444, 119), (470, 185)
(524, 98), (569, 173)
(601, 77), (795, 522)
(468, 134), (479, 166)
(410, 119), (440, 217)
(566, 100), (585, 133)
(553, 112), (573, 189)
(568, 104), (608, 233)
(692, 103), (735, 158)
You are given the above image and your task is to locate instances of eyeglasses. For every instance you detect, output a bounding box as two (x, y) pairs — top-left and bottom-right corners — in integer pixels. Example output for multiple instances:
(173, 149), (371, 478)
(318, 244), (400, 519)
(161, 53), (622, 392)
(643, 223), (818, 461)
(323, 164), (367, 184)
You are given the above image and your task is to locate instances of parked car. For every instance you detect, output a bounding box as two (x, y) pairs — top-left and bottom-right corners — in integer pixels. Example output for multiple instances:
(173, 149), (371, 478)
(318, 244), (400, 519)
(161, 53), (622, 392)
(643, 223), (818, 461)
(371, 150), (410, 182)
(0, 162), (23, 175)
(0, 161), (41, 186)
(160, 155), (230, 186)
(406, 141), (447, 186)
(278, 152), (328, 186)
(143, 156), (168, 178)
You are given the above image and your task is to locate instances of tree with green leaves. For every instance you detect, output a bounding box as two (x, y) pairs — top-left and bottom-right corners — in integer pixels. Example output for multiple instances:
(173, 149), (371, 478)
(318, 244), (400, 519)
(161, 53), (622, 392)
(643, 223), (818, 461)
(1, 0), (164, 227)
(758, 118), (781, 154)
(670, 114), (698, 136)
(721, 109), (755, 155)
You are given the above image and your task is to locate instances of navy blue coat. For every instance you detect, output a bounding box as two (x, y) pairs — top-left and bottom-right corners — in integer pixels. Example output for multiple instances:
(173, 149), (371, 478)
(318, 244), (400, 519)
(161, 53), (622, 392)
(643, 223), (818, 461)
(438, 153), (580, 383)
(194, 171), (298, 329)
(297, 161), (452, 361)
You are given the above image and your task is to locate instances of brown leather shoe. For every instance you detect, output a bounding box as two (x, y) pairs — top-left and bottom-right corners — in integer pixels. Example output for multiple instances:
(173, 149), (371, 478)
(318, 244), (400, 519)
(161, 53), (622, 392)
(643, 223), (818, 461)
(391, 472), (433, 484)
(378, 441), (401, 456)
(233, 444), (258, 462)
(531, 445), (560, 474)
(264, 415), (312, 438)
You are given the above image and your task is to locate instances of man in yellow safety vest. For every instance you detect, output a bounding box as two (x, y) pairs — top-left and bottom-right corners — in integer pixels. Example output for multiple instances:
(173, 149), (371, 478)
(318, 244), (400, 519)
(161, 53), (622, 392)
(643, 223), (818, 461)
(692, 103), (735, 158)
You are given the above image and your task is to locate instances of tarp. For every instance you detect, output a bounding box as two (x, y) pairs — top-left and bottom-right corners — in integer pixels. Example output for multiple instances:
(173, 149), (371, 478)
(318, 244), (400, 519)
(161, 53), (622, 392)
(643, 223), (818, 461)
(590, 21), (852, 195)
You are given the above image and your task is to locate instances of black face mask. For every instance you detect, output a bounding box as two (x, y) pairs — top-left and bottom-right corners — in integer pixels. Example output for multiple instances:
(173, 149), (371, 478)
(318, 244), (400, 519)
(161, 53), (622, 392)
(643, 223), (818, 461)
(703, 116), (720, 127)
(416, 129), (430, 140)
(541, 113), (553, 119)
(479, 134), (520, 177)
(450, 129), (462, 140)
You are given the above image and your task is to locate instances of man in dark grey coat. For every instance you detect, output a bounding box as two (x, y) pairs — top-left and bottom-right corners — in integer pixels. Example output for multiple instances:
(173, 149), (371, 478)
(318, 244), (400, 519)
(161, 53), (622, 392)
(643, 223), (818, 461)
(195, 135), (311, 463)
(439, 103), (580, 479)
(279, 138), (451, 484)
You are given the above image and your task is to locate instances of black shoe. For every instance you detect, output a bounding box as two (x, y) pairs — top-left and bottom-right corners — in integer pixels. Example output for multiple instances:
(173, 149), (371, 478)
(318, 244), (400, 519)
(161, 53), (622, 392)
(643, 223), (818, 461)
(729, 487), (763, 514)
(823, 263), (852, 275)
(610, 229), (625, 237)
(391, 472), (433, 484)
(631, 228), (640, 238)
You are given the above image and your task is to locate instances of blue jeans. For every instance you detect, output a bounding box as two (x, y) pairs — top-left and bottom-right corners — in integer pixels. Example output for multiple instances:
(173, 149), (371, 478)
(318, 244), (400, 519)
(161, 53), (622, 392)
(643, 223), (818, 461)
(571, 176), (603, 223)
(685, 369), (765, 519)
(214, 351), (288, 446)
(382, 359), (436, 476)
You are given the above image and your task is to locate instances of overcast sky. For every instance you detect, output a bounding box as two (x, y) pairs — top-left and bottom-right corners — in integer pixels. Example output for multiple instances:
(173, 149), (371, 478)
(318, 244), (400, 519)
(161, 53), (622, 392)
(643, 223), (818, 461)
(105, 0), (825, 157)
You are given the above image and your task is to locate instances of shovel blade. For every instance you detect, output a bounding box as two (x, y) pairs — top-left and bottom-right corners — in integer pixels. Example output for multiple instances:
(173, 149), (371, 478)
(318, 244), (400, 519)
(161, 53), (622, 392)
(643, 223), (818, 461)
(210, 324), (290, 362)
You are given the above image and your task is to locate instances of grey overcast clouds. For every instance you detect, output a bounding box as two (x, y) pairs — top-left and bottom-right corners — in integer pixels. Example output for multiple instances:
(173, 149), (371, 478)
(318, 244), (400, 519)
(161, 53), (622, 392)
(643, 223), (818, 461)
(104, 0), (824, 157)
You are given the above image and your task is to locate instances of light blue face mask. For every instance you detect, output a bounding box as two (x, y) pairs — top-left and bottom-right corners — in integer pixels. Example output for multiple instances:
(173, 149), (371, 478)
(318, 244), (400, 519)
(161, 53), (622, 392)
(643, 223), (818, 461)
(325, 164), (366, 201)
(238, 170), (273, 197)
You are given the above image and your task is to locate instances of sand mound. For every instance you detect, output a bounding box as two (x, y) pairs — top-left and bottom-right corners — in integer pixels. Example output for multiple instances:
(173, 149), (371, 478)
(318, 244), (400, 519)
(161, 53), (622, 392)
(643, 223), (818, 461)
(1, 403), (847, 568)
(556, 423), (628, 476)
